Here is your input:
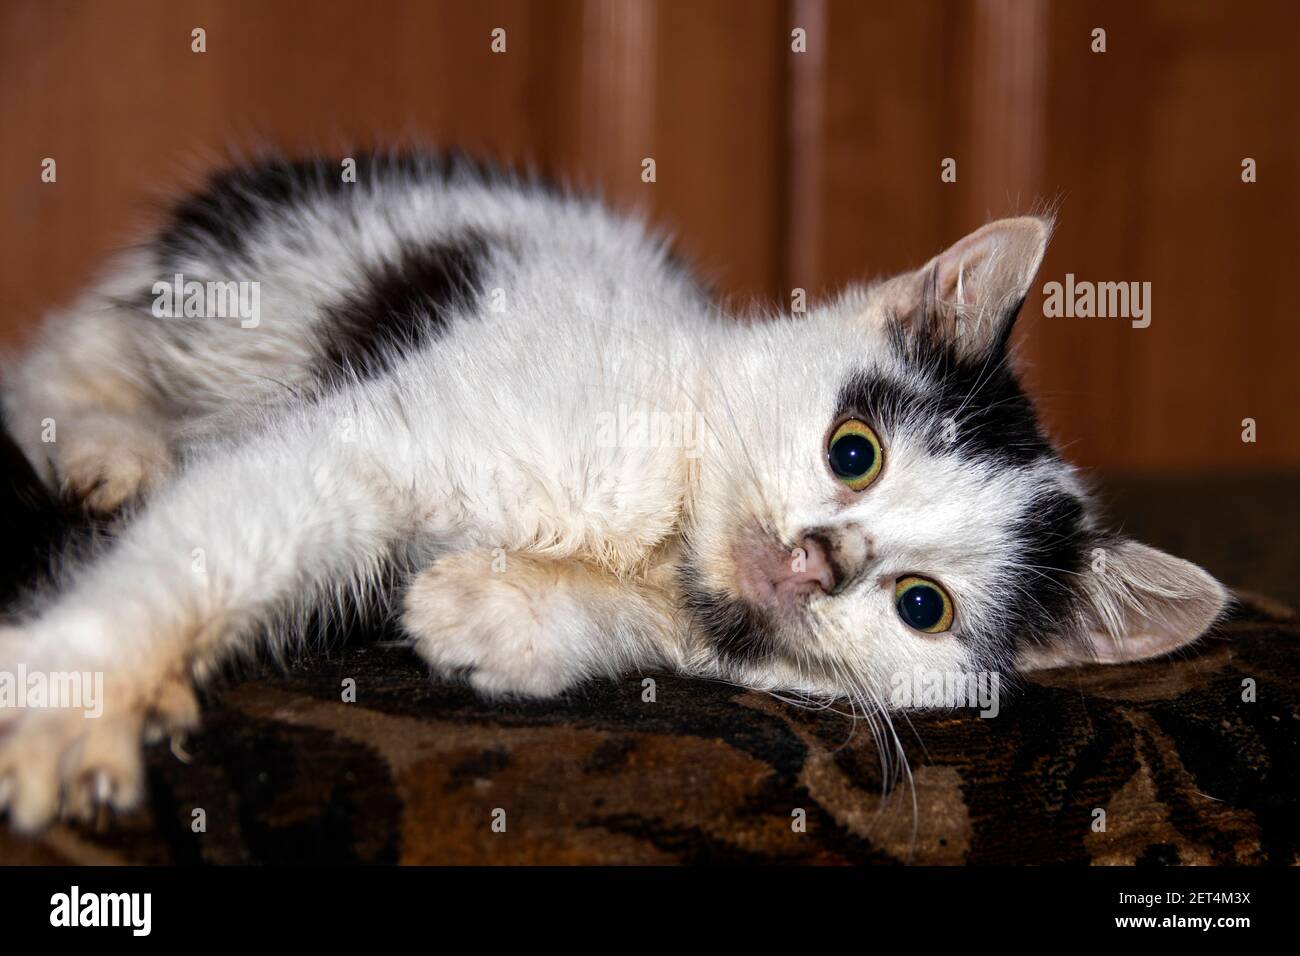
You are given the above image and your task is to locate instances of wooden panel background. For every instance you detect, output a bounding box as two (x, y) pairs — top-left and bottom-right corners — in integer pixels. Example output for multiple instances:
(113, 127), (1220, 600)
(1, 0), (1295, 474)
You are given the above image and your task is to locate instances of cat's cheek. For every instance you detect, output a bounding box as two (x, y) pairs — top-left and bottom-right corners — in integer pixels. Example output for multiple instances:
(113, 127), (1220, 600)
(889, 618), (978, 681)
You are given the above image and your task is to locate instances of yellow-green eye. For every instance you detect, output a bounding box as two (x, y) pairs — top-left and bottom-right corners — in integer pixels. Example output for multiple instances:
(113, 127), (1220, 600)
(827, 419), (883, 490)
(895, 576), (954, 633)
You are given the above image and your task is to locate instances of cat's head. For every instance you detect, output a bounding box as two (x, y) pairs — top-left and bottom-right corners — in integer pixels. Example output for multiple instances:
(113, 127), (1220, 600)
(684, 216), (1228, 704)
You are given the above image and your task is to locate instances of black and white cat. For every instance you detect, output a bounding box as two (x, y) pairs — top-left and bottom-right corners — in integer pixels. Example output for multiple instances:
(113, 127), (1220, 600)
(0, 152), (1225, 830)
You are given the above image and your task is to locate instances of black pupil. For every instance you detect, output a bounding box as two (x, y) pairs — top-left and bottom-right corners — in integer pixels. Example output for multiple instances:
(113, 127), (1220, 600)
(898, 584), (944, 630)
(830, 433), (875, 478)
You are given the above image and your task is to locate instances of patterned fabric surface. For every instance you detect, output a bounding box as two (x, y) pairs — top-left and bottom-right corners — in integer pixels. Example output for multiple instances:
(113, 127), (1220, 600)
(0, 591), (1294, 865)
(0, 422), (1296, 866)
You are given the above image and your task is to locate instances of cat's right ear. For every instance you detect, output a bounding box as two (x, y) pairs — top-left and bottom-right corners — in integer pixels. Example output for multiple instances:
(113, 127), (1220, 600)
(868, 216), (1052, 360)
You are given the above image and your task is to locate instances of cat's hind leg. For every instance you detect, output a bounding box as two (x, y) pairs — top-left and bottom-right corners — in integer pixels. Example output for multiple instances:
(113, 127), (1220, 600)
(402, 551), (681, 698)
(3, 256), (174, 513)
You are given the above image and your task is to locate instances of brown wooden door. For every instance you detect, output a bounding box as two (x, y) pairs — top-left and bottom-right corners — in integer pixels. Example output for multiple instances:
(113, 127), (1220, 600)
(2, 0), (1295, 473)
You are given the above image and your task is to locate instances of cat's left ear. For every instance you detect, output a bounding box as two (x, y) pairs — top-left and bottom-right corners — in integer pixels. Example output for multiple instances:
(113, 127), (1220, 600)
(872, 216), (1052, 359)
(1016, 538), (1230, 671)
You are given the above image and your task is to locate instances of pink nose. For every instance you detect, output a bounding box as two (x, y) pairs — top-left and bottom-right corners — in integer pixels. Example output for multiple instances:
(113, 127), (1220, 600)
(782, 534), (838, 596)
(735, 532), (840, 608)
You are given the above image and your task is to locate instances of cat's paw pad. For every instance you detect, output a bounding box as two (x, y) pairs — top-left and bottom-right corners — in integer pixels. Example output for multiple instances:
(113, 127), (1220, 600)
(403, 554), (584, 698)
(0, 658), (198, 832)
(0, 710), (142, 830)
(55, 420), (172, 513)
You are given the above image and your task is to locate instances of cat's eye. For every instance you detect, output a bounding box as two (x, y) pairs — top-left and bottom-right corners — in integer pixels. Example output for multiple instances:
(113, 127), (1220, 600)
(895, 576), (954, 633)
(827, 419), (883, 490)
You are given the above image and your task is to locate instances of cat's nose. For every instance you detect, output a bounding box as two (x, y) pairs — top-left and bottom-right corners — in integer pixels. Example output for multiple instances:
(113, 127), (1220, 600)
(734, 530), (839, 607)
(735, 524), (874, 608)
(793, 533), (841, 595)
(800, 523), (873, 595)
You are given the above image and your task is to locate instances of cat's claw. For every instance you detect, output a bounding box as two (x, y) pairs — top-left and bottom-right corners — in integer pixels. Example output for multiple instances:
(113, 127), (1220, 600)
(93, 769), (114, 804)
(62, 767), (124, 823)
(0, 708), (138, 831)
(0, 652), (199, 832)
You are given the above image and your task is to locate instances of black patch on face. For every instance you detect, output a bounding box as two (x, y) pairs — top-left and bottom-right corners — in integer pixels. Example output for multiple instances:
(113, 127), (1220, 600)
(836, 313), (1052, 468)
(994, 490), (1089, 657)
(155, 150), (548, 265)
(314, 234), (488, 383)
(836, 312), (1091, 655)
(679, 561), (783, 668)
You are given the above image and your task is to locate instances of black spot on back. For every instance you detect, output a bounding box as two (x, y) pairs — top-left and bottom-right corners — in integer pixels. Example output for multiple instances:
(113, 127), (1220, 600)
(315, 233), (489, 383)
(155, 149), (546, 264)
(158, 155), (392, 262)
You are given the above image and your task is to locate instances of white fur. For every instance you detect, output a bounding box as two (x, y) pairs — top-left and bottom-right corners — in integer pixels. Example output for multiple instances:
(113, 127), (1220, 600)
(0, 163), (1226, 830)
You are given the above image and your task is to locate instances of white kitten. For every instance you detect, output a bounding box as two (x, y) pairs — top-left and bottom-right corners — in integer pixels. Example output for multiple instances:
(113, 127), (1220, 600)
(0, 153), (1226, 831)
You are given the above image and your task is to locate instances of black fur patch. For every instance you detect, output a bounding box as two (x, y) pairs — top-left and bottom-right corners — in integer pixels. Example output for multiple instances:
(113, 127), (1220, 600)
(842, 312), (1054, 467)
(995, 491), (1089, 656)
(836, 317), (1090, 653)
(314, 234), (488, 382)
(156, 150), (537, 264)
(679, 562), (783, 668)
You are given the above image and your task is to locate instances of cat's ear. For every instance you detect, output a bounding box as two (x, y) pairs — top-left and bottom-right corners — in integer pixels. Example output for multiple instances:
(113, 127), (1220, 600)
(1016, 538), (1230, 671)
(872, 216), (1052, 359)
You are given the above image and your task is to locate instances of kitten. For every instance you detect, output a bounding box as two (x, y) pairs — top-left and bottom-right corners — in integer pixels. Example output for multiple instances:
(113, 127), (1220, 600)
(0, 152), (1226, 831)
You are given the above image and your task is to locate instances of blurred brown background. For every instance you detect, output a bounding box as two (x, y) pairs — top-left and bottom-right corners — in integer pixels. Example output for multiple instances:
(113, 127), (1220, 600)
(1, 0), (1297, 476)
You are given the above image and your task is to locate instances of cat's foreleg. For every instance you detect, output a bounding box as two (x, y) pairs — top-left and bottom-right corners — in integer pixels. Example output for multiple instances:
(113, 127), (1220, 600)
(402, 550), (683, 698)
(0, 401), (415, 831)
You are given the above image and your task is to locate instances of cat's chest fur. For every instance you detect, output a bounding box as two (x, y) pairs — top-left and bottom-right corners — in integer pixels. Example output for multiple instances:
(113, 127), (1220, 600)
(401, 299), (706, 581)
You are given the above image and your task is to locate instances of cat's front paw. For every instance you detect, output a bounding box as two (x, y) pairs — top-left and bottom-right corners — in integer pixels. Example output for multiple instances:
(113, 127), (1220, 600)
(403, 552), (591, 698)
(0, 629), (198, 832)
